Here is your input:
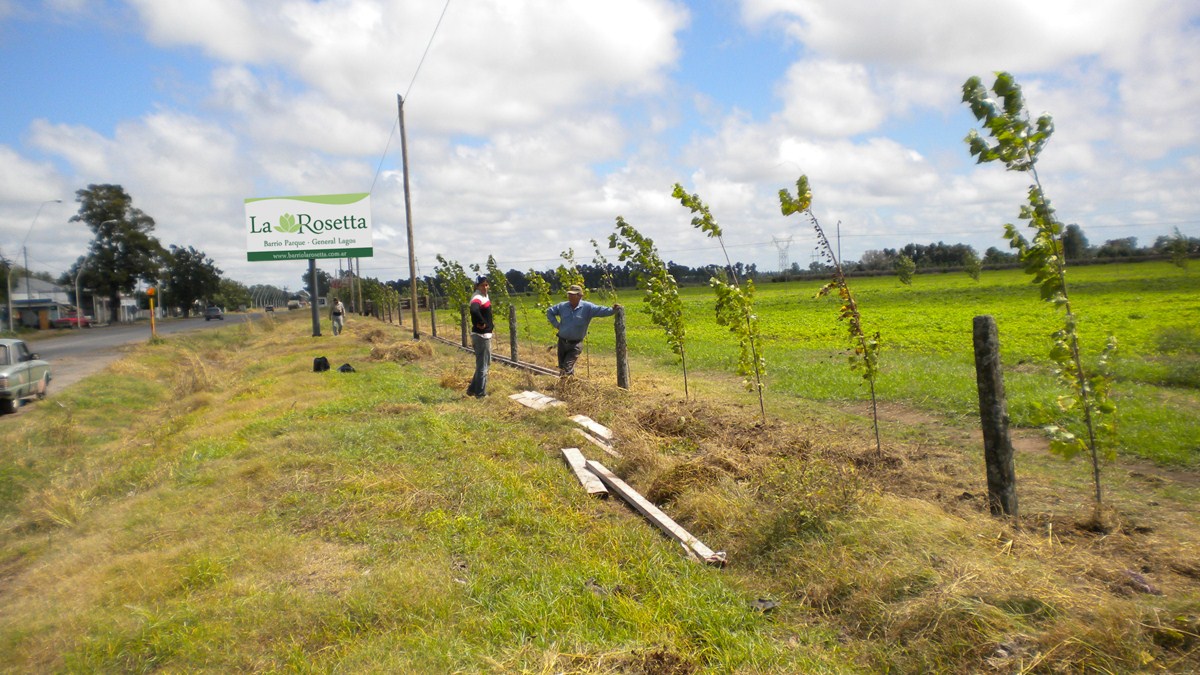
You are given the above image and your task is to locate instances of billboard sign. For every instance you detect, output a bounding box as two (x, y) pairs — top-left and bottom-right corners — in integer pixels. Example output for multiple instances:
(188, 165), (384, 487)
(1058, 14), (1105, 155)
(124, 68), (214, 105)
(245, 193), (372, 261)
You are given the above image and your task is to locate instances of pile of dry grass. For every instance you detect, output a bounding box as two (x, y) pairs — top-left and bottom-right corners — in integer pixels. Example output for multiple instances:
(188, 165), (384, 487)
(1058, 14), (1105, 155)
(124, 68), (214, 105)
(368, 342), (433, 363)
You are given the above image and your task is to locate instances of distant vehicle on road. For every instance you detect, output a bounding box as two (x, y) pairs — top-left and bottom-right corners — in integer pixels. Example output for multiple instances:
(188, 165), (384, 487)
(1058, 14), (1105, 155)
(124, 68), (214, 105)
(204, 306), (224, 321)
(287, 300), (301, 310)
(50, 314), (91, 329)
(0, 338), (50, 414)
(265, 305), (274, 313)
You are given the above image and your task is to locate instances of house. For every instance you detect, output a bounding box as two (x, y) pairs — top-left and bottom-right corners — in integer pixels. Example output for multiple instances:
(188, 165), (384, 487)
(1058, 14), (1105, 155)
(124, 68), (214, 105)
(2, 275), (161, 329)
(7, 277), (74, 329)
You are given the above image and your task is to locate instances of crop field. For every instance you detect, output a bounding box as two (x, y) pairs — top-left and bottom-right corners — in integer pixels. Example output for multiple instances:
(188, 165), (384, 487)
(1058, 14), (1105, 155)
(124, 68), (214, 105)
(500, 260), (1200, 467)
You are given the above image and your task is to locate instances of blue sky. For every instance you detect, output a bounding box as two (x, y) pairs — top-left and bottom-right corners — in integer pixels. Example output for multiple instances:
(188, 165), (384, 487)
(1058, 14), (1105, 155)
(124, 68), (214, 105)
(2, 0), (1198, 289)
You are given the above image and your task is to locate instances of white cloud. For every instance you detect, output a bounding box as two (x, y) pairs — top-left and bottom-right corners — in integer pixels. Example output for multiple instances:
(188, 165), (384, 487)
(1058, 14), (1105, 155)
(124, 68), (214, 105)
(775, 60), (885, 136)
(741, 0), (1139, 73)
(27, 120), (111, 176)
(128, 0), (282, 62)
(0, 145), (68, 203)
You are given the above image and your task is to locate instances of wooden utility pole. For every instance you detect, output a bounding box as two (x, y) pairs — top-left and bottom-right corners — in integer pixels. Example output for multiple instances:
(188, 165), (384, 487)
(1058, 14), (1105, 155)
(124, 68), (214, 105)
(973, 315), (1017, 517)
(398, 94), (420, 338)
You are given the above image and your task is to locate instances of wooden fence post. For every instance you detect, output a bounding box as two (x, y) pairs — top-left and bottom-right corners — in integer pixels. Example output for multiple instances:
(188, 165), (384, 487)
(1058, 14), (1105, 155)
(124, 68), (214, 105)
(615, 306), (629, 389)
(509, 304), (519, 362)
(427, 294), (435, 337)
(459, 305), (469, 348)
(973, 315), (1018, 518)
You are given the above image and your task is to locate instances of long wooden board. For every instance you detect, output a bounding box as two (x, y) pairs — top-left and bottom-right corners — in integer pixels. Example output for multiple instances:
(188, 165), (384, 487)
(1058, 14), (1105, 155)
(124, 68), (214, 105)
(509, 390), (565, 410)
(585, 460), (726, 566)
(574, 428), (621, 458)
(560, 448), (609, 497)
(571, 414), (614, 441)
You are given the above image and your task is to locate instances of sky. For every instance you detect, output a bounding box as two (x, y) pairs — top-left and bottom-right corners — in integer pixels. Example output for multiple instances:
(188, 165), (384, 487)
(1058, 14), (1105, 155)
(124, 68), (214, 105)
(1, 0), (1198, 292)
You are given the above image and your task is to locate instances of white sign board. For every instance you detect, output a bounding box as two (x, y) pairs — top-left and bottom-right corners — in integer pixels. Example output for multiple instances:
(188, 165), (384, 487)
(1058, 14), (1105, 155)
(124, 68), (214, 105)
(244, 193), (372, 261)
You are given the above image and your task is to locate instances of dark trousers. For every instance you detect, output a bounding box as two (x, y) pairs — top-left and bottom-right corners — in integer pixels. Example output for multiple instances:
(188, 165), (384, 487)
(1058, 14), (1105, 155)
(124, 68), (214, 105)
(556, 337), (583, 375)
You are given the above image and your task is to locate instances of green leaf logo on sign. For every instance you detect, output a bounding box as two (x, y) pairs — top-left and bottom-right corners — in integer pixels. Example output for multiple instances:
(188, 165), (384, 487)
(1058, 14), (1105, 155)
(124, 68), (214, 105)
(277, 213), (299, 234)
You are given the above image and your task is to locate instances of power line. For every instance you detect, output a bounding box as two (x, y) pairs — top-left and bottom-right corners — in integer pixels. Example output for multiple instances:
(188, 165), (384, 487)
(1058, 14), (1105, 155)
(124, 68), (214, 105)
(368, 0), (453, 194)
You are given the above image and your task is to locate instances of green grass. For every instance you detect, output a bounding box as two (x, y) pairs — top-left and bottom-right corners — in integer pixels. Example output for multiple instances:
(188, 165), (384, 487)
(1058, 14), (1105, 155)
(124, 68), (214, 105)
(2, 300), (1198, 673)
(497, 261), (1200, 466)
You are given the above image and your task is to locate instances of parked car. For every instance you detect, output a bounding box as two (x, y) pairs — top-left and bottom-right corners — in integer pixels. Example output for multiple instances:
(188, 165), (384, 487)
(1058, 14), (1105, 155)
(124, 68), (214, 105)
(0, 338), (50, 414)
(265, 305), (274, 313)
(50, 314), (91, 329)
(204, 306), (224, 321)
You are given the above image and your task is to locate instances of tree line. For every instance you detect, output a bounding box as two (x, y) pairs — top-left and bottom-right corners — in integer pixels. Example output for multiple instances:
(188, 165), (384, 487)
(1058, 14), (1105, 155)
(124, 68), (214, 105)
(852, 224), (1199, 274)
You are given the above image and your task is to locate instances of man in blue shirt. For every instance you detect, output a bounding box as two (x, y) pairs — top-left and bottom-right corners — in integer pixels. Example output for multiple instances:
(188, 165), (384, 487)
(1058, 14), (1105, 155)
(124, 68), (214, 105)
(546, 284), (621, 377)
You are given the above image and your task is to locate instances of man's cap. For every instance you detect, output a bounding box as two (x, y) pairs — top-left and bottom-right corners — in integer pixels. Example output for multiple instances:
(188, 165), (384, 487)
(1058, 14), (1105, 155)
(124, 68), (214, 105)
(567, 284), (583, 295)
(475, 275), (488, 286)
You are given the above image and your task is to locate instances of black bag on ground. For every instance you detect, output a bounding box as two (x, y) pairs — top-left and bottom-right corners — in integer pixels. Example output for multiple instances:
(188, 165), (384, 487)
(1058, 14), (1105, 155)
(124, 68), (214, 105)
(313, 356), (330, 372)
(337, 363), (355, 373)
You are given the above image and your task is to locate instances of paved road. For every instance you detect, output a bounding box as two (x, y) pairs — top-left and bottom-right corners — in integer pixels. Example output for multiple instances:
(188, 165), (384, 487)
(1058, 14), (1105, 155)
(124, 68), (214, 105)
(28, 313), (260, 394)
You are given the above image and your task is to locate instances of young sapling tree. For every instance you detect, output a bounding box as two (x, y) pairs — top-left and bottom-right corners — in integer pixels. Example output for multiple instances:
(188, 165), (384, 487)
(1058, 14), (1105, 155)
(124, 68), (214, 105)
(591, 238), (619, 301)
(780, 176), (883, 456)
(609, 216), (689, 398)
(672, 184), (767, 421)
(963, 71), (1117, 511)
(896, 254), (916, 286)
(433, 255), (473, 328)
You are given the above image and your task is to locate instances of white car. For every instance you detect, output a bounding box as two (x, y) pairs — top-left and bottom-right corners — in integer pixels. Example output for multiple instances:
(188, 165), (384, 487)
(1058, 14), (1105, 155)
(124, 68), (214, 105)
(0, 338), (51, 414)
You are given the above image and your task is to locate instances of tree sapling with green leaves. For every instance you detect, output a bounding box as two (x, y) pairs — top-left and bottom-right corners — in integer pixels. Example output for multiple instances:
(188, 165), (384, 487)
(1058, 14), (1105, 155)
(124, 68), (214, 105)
(896, 254), (916, 286)
(434, 255), (473, 333)
(672, 183), (766, 421)
(963, 71), (1117, 512)
(780, 176), (883, 456)
(609, 216), (689, 398)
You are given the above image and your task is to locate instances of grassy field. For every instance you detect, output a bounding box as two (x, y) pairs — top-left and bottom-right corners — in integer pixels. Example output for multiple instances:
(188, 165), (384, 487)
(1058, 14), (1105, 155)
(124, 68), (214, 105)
(1, 277), (1198, 672)
(492, 261), (1200, 467)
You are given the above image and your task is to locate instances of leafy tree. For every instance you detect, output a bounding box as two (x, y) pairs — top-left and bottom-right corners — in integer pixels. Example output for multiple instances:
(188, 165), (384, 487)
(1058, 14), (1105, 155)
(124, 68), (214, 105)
(610, 216), (689, 397)
(303, 268), (332, 300)
(672, 183), (765, 419)
(69, 184), (165, 323)
(896, 254), (916, 285)
(1063, 224), (1091, 260)
(213, 278), (251, 311)
(433, 255), (473, 323)
(859, 249), (897, 271)
(161, 246), (222, 317)
(984, 246), (1017, 264)
(781, 176), (883, 456)
(505, 269), (528, 294)
(1095, 237), (1139, 258)
(1164, 228), (1192, 270)
(963, 248), (983, 281)
(964, 71), (1117, 513)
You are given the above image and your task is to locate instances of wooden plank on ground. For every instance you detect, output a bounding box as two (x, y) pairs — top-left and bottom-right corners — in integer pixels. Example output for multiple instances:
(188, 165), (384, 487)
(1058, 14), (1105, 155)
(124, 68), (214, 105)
(509, 390), (564, 410)
(560, 448), (609, 497)
(570, 414), (614, 442)
(585, 460), (726, 567)
(574, 428), (621, 458)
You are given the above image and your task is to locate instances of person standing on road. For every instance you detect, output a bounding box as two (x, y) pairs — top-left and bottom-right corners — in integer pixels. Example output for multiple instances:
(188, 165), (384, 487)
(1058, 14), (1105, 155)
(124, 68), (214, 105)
(546, 284), (620, 377)
(467, 276), (494, 398)
(331, 297), (346, 335)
